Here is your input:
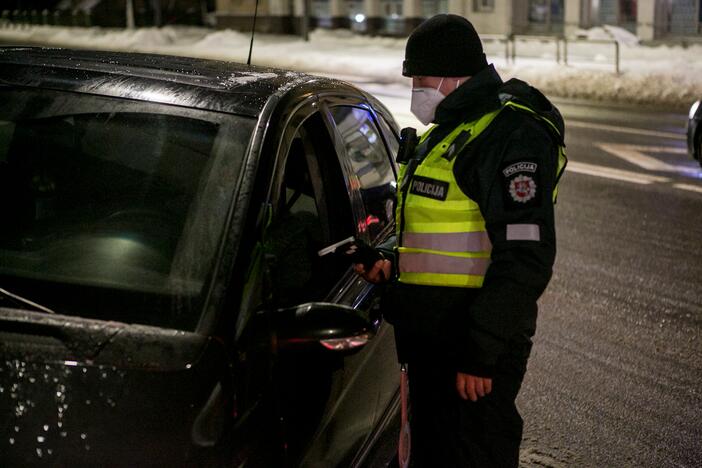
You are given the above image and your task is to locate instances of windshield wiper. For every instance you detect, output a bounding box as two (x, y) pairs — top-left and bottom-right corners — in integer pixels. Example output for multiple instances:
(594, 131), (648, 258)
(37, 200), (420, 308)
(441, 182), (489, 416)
(0, 287), (56, 314)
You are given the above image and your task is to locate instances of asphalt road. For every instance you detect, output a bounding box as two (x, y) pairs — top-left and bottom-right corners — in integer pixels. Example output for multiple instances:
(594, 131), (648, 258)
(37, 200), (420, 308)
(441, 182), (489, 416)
(517, 99), (702, 468)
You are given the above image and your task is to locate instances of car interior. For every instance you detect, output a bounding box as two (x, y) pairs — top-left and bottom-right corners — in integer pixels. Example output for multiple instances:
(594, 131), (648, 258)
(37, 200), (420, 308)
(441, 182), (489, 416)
(0, 110), (221, 329)
(265, 114), (355, 310)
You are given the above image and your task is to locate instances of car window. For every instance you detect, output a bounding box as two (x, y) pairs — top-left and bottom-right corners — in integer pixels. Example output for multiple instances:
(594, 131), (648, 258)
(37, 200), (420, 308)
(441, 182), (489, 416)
(265, 112), (355, 307)
(0, 87), (255, 330)
(283, 138), (321, 218)
(329, 106), (396, 241)
(266, 136), (324, 308)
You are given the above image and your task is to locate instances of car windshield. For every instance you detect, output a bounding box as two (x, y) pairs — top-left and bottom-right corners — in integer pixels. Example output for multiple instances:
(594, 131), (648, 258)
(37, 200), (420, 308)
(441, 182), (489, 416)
(0, 87), (255, 330)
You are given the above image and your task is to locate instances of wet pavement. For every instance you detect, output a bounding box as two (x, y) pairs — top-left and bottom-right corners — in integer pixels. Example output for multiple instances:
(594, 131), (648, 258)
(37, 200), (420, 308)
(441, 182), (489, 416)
(518, 100), (702, 467)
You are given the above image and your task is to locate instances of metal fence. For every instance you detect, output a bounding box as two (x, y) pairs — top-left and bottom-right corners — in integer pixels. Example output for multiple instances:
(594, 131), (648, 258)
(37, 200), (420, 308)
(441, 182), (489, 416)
(482, 33), (621, 74)
(562, 37), (620, 74)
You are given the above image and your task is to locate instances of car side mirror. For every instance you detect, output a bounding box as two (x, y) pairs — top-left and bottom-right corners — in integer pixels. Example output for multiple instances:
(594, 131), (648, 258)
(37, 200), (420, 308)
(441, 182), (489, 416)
(270, 302), (374, 352)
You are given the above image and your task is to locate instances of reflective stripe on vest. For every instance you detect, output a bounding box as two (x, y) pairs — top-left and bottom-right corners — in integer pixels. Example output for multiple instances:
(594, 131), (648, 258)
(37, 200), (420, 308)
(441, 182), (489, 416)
(396, 100), (567, 289)
(402, 231), (492, 252)
(399, 252), (490, 288)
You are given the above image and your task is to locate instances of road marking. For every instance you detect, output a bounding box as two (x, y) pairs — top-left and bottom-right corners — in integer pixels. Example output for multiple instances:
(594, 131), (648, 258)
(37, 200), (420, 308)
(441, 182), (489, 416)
(569, 161), (702, 193)
(567, 120), (686, 140)
(567, 161), (671, 184)
(595, 143), (690, 173)
(673, 183), (702, 194)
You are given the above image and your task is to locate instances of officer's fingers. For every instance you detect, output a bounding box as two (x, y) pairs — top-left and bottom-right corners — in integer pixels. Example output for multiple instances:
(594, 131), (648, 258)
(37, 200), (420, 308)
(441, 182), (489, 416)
(474, 377), (485, 398)
(372, 260), (392, 281)
(381, 259), (392, 279)
(369, 261), (383, 280)
(484, 377), (493, 395)
(365, 263), (382, 283)
(368, 259), (391, 283)
(465, 377), (478, 402)
(456, 374), (469, 400)
(353, 263), (365, 275)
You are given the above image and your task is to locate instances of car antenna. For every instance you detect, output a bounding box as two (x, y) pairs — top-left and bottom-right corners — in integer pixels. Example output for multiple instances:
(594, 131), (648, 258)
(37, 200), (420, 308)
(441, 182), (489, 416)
(247, 0), (260, 66)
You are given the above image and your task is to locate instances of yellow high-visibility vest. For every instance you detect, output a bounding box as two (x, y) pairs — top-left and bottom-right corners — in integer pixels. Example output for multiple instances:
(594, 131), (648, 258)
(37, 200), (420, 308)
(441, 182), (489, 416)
(396, 101), (567, 288)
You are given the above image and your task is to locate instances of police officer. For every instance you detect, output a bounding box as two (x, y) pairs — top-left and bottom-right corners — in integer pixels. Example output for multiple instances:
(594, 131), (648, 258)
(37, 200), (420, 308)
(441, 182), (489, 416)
(356, 14), (567, 467)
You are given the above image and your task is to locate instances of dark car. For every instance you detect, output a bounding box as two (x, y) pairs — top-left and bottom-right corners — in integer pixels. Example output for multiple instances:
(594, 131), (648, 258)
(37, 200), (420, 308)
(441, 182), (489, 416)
(688, 100), (701, 166)
(0, 47), (402, 466)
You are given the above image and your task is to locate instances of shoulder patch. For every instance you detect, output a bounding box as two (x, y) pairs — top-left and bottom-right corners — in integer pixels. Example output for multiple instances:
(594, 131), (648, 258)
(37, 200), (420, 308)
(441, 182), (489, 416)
(508, 175), (537, 203)
(502, 161), (537, 177)
(409, 175), (449, 201)
(501, 159), (541, 209)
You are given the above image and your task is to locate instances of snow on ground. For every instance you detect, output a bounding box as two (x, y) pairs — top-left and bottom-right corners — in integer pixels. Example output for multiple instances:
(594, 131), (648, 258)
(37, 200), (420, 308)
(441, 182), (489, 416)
(0, 24), (700, 110)
(576, 25), (641, 46)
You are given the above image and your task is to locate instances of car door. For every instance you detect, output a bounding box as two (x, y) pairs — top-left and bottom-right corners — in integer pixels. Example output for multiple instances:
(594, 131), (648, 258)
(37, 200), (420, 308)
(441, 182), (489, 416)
(217, 91), (374, 466)
(223, 90), (399, 467)
(292, 97), (402, 467)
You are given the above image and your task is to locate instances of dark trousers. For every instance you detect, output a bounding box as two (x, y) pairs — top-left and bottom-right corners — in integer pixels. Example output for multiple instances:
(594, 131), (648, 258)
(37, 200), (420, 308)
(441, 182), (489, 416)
(407, 348), (529, 468)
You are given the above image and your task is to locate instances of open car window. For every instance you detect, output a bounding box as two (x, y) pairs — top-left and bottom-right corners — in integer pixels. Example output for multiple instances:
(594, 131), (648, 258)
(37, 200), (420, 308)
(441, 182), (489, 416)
(0, 87), (255, 330)
(265, 112), (355, 308)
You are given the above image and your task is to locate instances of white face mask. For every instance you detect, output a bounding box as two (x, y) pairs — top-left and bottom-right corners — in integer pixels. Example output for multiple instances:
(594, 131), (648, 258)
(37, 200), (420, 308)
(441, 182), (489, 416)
(410, 78), (445, 125)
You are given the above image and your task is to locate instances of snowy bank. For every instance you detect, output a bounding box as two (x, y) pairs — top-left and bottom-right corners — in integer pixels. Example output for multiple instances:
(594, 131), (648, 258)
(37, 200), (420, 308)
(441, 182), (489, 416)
(0, 25), (699, 110)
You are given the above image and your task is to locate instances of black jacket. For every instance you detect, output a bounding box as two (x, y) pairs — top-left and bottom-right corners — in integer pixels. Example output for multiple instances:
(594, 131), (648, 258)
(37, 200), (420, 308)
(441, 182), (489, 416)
(385, 65), (564, 377)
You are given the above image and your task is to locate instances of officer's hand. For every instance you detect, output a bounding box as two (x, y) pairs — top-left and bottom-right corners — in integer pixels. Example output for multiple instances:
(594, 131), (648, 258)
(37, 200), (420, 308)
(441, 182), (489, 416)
(353, 259), (392, 284)
(456, 372), (493, 402)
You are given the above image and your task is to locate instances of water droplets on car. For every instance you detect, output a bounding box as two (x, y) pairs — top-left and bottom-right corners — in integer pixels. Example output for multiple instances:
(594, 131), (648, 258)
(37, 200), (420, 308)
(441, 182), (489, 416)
(220, 71), (278, 88)
(0, 359), (129, 457)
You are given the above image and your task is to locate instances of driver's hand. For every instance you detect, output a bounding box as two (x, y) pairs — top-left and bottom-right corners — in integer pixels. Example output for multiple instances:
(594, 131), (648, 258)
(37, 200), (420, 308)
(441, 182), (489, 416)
(353, 259), (392, 284)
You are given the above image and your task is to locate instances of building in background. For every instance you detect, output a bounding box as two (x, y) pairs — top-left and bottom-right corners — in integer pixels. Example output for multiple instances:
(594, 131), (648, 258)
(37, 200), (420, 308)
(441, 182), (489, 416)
(2, 0), (700, 41)
(594, 0), (702, 40)
(214, 0), (702, 41)
(1, 0), (213, 27)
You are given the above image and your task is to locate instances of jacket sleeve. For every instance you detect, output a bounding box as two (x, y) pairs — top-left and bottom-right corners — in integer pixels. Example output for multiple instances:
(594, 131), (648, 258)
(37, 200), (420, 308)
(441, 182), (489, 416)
(454, 113), (559, 377)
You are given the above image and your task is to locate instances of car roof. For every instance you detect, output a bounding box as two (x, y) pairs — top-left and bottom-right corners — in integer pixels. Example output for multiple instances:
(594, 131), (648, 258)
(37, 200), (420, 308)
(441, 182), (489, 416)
(0, 47), (361, 116)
